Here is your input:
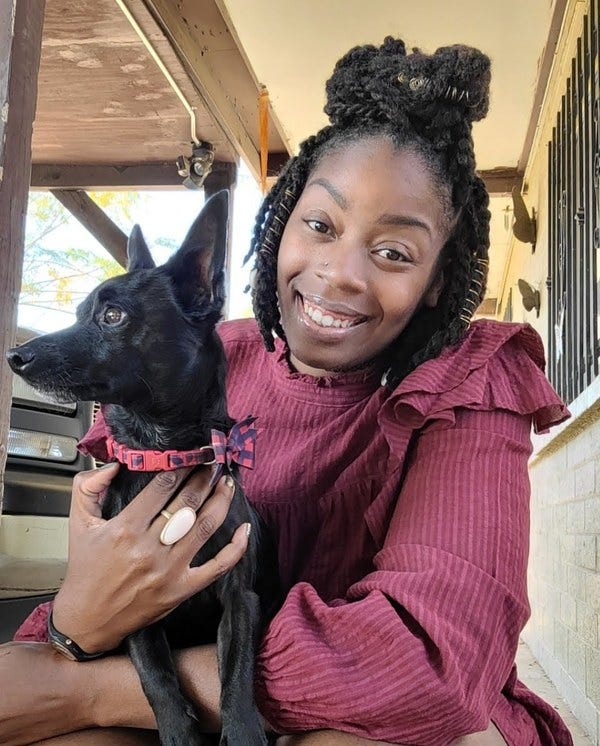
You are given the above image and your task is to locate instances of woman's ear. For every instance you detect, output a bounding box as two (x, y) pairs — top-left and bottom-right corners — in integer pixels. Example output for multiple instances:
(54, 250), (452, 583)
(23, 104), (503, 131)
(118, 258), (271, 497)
(423, 270), (445, 308)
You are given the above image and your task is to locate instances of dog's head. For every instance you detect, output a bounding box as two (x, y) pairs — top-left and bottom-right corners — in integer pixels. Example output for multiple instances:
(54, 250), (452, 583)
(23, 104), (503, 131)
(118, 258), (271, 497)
(7, 191), (229, 415)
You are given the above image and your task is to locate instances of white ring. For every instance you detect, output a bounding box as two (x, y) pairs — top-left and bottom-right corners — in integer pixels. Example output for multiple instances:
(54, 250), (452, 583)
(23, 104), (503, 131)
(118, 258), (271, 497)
(159, 506), (196, 546)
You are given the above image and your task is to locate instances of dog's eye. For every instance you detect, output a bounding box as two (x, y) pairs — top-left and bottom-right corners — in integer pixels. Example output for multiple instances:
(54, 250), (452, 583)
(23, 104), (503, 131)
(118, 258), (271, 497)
(102, 307), (125, 325)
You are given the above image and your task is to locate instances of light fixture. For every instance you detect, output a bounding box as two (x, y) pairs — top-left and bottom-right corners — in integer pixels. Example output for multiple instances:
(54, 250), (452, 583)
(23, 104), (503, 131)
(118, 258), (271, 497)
(517, 279), (540, 317)
(176, 141), (215, 190)
(511, 187), (537, 252)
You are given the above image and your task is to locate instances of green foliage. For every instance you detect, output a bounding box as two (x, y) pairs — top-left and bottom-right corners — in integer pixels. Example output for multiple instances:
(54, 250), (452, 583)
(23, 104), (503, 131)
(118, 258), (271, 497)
(90, 191), (138, 229)
(20, 192), (135, 315)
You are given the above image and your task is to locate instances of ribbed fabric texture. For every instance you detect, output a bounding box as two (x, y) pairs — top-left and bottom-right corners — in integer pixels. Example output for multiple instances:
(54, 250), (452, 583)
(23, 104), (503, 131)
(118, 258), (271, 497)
(15, 318), (572, 745)
(224, 318), (571, 745)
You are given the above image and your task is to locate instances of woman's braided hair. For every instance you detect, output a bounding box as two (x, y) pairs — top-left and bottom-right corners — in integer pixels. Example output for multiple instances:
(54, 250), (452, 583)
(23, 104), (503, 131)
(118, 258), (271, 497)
(246, 36), (492, 388)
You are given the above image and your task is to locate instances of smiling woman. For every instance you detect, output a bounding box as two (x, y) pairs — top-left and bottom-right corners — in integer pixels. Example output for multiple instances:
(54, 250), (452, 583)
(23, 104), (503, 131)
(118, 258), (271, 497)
(277, 142), (448, 376)
(7, 36), (573, 746)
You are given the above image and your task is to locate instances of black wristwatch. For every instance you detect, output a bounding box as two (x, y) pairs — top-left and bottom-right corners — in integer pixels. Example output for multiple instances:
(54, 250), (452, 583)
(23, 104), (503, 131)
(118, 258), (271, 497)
(47, 612), (105, 662)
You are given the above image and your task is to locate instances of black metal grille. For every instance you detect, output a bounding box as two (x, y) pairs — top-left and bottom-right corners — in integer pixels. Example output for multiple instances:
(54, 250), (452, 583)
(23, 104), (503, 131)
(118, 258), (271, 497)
(548, 3), (600, 403)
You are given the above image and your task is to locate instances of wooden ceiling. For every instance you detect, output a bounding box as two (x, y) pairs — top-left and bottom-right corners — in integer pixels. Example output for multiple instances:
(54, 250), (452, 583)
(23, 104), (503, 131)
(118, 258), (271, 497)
(32, 0), (288, 183)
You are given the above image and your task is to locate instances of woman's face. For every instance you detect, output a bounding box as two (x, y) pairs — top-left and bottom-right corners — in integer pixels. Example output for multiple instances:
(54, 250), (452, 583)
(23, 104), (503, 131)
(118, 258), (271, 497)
(276, 138), (453, 376)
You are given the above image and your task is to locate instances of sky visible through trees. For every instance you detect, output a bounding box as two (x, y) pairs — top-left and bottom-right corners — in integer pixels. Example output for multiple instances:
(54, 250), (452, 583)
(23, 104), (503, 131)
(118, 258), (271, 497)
(19, 162), (261, 334)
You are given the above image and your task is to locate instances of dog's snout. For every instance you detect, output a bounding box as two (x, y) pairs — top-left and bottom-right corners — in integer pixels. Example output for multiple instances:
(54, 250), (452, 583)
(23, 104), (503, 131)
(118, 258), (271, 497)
(6, 346), (36, 372)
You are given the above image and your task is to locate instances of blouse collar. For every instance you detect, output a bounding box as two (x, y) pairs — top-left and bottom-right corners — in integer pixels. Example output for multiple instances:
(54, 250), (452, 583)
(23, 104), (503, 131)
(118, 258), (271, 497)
(268, 336), (382, 405)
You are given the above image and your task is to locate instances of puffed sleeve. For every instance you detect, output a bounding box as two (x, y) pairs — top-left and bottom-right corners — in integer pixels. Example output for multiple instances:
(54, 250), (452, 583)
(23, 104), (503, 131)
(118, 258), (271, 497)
(255, 322), (569, 743)
(13, 600), (52, 641)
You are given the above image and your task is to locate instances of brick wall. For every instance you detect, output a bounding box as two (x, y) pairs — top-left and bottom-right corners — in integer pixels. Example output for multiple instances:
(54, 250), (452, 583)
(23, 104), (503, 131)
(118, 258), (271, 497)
(525, 420), (600, 743)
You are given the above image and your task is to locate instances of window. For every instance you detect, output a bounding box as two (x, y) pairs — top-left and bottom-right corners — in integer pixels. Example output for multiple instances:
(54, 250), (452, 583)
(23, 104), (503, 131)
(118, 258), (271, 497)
(548, 3), (600, 403)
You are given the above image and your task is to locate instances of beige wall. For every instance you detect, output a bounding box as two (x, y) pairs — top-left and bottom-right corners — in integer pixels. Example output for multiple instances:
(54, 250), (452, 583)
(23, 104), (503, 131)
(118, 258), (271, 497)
(528, 424), (600, 742)
(498, 2), (600, 742)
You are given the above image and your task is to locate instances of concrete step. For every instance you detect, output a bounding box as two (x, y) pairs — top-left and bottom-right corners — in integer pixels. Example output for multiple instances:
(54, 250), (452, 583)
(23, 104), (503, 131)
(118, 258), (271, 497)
(517, 641), (594, 745)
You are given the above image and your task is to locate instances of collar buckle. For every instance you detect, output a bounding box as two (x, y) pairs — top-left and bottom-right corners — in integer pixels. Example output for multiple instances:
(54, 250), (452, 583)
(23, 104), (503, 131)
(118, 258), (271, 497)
(135, 449), (177, 471)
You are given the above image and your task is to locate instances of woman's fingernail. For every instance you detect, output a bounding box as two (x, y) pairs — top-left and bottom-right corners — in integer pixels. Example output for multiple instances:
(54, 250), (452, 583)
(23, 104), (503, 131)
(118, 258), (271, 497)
(99, 462), (118, 471)
(225, 475), (234, 489)
(245, 522), (251, 538)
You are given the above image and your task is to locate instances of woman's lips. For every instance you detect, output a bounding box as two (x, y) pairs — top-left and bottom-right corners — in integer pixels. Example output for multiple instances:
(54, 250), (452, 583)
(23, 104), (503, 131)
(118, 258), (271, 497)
(296, 293), (368, 330)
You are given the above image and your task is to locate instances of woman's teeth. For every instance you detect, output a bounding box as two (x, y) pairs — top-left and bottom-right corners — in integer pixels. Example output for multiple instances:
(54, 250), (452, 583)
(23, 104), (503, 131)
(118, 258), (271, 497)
(303, 300), (354, 329)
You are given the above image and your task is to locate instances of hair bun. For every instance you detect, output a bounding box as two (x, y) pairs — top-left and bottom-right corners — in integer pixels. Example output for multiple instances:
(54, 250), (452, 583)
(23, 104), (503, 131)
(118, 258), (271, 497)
(426, 45), (491, 121)
(324, 36), (490, 129)
(324, 43), (388, 127)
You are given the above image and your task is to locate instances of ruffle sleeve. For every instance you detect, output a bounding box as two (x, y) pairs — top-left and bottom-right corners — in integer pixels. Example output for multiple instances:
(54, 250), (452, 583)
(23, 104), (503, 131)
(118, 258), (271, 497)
(378, 320), (569, 448)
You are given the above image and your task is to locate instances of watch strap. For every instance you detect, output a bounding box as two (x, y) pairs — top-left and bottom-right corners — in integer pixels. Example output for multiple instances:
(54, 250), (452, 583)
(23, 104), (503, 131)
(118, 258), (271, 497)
(47, 612), (105, 661)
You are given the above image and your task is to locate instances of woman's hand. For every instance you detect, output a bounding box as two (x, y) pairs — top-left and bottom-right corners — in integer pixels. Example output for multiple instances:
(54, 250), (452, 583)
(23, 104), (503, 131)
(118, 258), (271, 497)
(52, 464), (249, 654)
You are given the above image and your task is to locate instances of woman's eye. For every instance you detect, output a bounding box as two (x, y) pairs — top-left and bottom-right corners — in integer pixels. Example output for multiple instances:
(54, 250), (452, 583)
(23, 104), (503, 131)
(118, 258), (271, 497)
(375, 247), (407, 262)
(102, 307), (126, 325)
(306, 219), (330, 235)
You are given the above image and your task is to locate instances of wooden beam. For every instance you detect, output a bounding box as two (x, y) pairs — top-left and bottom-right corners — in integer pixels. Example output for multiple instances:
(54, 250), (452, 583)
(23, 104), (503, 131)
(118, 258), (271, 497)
(479, 167), (523, 195)
(142, 0), (265, 181)
(517, 0), (569, 172)
(214, 0), (291, 156)
(203, 162), (237, 198)
(32, 160), (236, 190)
(267, 152), (290, 178)
(475, 298), (498, 317)
(0, 0), (45, 509)
(34, 163), (182, 190)
(35, 160), (514, 197)
(50, 190), (128, 268)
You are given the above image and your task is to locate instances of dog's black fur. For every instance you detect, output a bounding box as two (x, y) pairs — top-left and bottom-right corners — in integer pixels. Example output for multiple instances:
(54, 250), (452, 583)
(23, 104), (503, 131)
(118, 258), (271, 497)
(7, 192), (278, 745)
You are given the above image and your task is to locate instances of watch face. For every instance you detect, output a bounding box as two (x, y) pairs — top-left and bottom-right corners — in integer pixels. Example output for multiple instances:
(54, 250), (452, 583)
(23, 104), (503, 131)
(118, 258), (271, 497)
(50, 638), (79, 661)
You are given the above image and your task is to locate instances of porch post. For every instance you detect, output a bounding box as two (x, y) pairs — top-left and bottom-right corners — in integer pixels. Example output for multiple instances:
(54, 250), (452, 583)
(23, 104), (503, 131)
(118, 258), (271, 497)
(0, 0), (46, 510)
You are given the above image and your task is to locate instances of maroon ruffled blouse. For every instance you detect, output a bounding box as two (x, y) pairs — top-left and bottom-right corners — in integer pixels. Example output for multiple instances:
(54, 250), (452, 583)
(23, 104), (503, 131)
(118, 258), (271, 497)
(15, 318), (573, 745)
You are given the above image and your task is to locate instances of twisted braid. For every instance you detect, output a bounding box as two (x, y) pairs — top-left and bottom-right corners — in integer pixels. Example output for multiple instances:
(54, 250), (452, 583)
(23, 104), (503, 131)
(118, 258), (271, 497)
(384, 174), (490, 386)
(245, 127), (335, 350)
(245, 36), (492, 387)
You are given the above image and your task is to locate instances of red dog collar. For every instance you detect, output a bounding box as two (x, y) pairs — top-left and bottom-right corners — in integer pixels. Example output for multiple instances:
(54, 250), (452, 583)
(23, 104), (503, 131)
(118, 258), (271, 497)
(105, 436), (215, 471)
(105, 416), (257, 473)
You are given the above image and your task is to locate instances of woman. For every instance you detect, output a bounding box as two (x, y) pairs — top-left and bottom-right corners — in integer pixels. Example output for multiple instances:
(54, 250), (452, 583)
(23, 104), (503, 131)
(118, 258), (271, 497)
(2, 38), (572, 745)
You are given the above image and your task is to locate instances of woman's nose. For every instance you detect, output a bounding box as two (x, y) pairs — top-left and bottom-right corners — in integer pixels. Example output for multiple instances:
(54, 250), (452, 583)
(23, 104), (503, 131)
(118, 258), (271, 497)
(314, 242), (367, 293)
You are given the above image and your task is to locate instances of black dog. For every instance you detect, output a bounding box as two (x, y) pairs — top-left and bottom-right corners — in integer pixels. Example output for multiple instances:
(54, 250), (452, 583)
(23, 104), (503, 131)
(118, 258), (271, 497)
(7, 191), (278, 745)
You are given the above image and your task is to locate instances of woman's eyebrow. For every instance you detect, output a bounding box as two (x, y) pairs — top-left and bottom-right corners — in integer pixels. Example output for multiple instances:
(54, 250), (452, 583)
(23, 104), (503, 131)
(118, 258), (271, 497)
(304, 179), (432, 237)
(305, 177), (349, 210)
(376, 213), (432, 236)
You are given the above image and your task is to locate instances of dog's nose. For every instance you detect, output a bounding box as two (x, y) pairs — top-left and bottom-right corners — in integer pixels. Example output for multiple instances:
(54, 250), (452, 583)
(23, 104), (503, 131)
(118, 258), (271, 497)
(6, 346), (36, 372)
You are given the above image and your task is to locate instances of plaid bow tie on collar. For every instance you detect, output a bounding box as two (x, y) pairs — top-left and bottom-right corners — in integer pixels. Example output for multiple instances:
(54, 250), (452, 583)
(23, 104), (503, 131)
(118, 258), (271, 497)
(211, 416), (257, 471)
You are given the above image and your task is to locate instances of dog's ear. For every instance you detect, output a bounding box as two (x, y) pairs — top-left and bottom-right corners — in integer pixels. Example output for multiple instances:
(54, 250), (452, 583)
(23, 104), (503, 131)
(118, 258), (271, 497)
(164, 190), (229, 315)
(127, 225), (156, 271)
